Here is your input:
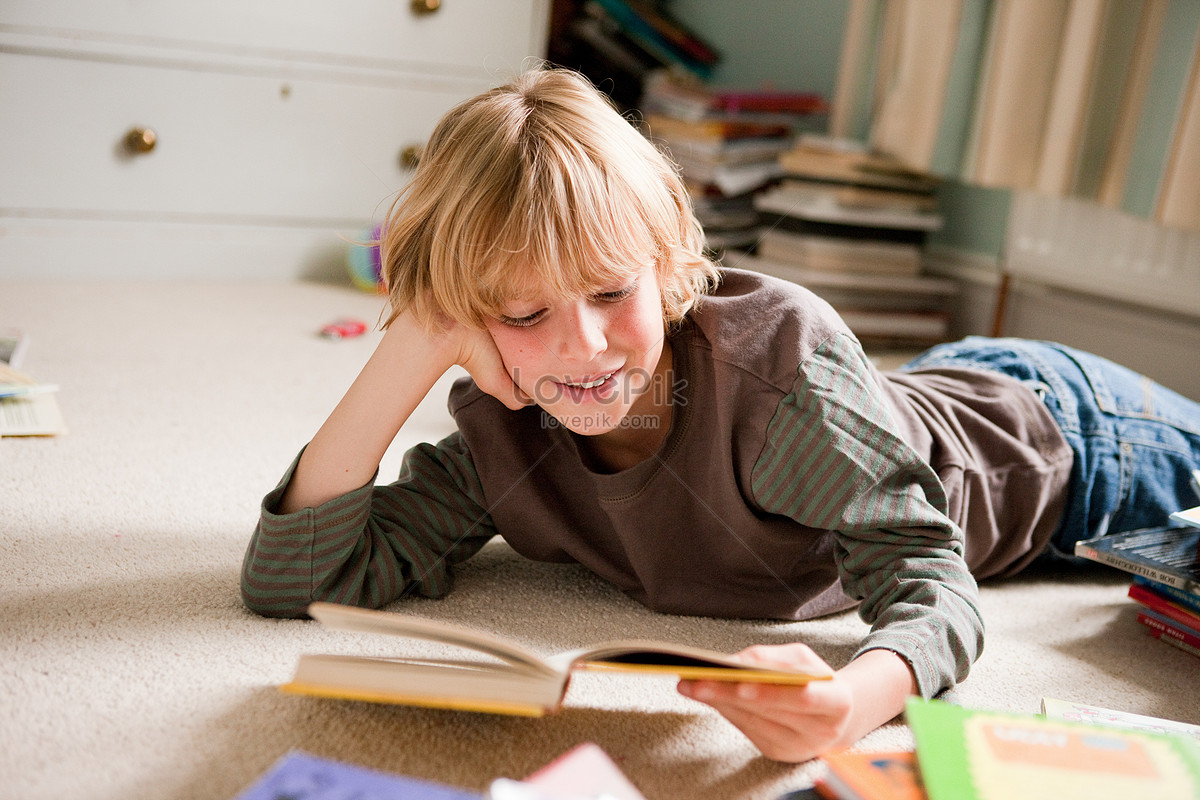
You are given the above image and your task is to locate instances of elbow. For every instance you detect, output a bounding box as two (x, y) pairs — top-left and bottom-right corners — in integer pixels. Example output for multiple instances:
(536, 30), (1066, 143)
(239, 575), (314, 619)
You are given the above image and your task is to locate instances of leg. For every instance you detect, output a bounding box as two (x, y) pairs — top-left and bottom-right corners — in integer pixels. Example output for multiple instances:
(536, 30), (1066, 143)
(903, 337), (1200, 551)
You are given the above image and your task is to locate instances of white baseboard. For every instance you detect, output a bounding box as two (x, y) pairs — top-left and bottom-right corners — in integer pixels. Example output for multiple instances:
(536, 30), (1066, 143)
(923, 246), (1200, 400)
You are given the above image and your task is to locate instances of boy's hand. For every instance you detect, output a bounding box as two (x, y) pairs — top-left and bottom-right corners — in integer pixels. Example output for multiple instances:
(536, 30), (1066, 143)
(434, 315), (533, 411)
(677, 644), (915, 763)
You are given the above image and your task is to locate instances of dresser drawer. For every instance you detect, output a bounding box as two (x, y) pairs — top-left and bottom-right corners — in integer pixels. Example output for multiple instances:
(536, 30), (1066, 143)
(2, 0), (547, 77)
(0, 51), (492, 222)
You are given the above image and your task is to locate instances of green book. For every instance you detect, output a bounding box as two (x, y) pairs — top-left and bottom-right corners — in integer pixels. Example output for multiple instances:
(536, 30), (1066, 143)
(906, 698), (1200, 800)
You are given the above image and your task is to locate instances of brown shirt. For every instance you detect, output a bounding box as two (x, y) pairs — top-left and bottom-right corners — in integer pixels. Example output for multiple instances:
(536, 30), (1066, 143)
(242, 269), (1073, 695)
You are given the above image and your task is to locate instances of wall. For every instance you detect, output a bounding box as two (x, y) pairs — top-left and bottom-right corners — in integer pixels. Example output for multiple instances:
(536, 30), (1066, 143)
(669, 0), (1200, 399)
(670, 0), (847, 95)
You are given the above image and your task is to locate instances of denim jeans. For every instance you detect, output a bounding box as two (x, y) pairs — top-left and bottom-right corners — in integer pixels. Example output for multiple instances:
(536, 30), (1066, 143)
(901, 337), (1200, 552)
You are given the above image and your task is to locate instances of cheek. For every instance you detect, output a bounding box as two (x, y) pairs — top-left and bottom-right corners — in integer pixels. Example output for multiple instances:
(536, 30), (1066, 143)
(625, 293), (667, 350)
(488, 328), (542, 383)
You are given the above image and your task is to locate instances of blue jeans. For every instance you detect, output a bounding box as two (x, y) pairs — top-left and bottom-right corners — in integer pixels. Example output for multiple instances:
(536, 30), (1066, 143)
(901, 337), (1200, 552)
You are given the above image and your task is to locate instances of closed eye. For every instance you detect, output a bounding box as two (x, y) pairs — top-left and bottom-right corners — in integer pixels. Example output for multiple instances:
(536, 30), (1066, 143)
(594, 282), (637, 303)
(498, 309), (545, 328)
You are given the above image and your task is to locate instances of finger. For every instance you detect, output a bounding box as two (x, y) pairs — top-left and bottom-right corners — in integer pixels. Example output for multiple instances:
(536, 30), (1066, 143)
(681, 678), (840, 717)
(737, 643), (831, 673)
(706, 701), (829, 763)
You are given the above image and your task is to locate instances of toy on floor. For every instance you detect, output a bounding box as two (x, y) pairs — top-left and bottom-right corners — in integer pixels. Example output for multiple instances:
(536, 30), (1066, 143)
(320, 318), (368, 339)
(346, 225), (384, 293)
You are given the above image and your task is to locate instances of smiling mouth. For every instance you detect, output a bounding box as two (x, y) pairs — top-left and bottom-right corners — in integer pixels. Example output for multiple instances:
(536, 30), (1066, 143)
(562, 371), (615, 390)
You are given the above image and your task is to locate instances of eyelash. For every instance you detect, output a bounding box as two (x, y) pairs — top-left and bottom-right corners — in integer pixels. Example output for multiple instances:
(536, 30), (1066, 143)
(499, 282), (637, 328)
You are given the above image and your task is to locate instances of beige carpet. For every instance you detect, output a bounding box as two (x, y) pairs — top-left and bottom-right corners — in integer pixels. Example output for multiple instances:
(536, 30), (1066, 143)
(3, 279), (1196, 800)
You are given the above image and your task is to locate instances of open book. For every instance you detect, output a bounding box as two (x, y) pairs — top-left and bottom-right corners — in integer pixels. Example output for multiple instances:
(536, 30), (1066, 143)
(281, 602), (832, 717)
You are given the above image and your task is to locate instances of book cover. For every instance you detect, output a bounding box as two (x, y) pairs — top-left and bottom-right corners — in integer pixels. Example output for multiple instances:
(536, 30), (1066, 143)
(1138, 609), (1200, 658)
(281, 602), (831, 717)
(733, 252), (956, 298)
(817, 749), (924, 800)
(907, 698), (1200, 800)
(1041, 698), (1200, 743)
(0, 363), (58, 399)
(641, 112), (793, 143)
(233, 751), (480, 800)
(778, 142), (941, 194)
(755, 188), (943, 232)
(588, 0), (718, 80)
(1134, 576), (1200, 616)
(0, 328), (28, 367)
(1074, 524), (1200, 596)
(1173, 506), (1200, 530)
(490, 742), (647, 800)
(1128, 581), (1200, 632)
(755, 228), (925, 274)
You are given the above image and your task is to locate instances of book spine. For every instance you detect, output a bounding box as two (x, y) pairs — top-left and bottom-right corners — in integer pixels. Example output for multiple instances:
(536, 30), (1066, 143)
(1133, 576), (1200, 613)
(1138, 610), (1200, 655)
(757, 213), (930, 245)
(1148, 628), (1200, 660)
(1074, 542), (1197, 593)
(589, 0), (715, 79)
(1128, 583), (1200, 631)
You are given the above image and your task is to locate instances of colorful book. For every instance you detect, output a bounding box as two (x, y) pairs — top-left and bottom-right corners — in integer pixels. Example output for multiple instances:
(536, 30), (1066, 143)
(0, 328), (29, 367)
(489, 743), (647, 800)
(588, 0), (718, 80)
(1129, 580), (1200, 632)
(281, 602), (831, 717)
(1041, 698), (1200, 742)
(1134, 576), (1200, 616)
(233, 751), (480, 800)
(906, 698), (1200, 800)
(816, 749), (924, 800)
(1074, 524), (1200, 597)
(1139, 609), (1200, 658)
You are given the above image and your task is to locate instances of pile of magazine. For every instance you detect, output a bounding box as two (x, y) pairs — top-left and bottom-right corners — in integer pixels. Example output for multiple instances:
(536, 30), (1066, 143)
(1074, 473), (1200, 659)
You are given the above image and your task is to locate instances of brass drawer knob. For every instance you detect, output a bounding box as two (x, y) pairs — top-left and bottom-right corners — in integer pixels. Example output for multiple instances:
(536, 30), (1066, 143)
(124, 127), (157, 155)
(399, 144), (424, 170)
(411, 0), (441, 15)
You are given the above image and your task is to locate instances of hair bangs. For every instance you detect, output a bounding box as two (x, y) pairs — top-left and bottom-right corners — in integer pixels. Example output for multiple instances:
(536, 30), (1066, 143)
(381, 67), (721, 334)
(441, 141), (664, 326)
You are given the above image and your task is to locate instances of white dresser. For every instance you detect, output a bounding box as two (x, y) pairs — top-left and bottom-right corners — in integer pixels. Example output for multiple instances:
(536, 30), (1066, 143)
(0, 1), (550, 279)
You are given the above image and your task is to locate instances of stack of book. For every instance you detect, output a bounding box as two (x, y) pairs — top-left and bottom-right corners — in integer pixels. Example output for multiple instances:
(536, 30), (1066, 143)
(807, 698), (1200, 800)
(0, 329), (66, 437)
(548, 0), (721, 110)
(639, 71), (827, 253)
(733, 137), (954, 348)
(1076, 500), (1200, 660)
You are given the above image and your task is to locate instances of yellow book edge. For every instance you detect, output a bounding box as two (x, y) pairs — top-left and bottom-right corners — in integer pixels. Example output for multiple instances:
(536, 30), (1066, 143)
(279, 681), (550, 717)
(578, 661), (832, 685)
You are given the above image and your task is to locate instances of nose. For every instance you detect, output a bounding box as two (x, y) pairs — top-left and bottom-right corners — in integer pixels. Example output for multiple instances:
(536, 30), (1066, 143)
(554, 300), (607, 363)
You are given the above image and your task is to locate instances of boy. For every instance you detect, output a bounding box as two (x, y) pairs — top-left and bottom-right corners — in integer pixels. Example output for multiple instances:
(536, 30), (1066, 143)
(242, 67), (1200, 762)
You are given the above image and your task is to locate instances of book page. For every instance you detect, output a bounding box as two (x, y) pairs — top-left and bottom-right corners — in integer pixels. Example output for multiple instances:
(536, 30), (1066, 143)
(1042, 698), (1200, 742)
(0, 393), (66, 437)
(307, 602), (557, 677)
(550, 640), (832, 685)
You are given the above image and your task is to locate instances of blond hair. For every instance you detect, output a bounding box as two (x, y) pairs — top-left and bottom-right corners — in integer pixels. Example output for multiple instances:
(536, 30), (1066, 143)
(380, 67), (719, 330)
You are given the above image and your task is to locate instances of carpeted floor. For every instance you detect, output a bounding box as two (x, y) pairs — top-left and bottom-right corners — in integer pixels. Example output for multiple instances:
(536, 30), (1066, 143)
(3, 279), (1196, 800)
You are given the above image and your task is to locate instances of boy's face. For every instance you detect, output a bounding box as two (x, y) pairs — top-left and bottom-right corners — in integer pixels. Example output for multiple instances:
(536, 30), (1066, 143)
(483, 261), (670, 442)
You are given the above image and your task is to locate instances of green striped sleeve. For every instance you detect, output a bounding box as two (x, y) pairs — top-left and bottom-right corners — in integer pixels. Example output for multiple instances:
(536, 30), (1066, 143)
(750, 333), (984, 696)
(241, 432), (495, 618)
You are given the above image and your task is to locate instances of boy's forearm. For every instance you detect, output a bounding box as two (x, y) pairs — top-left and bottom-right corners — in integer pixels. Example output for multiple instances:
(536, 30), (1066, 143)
(279, 315), (452, 514)
(837, 648), (918, 745)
